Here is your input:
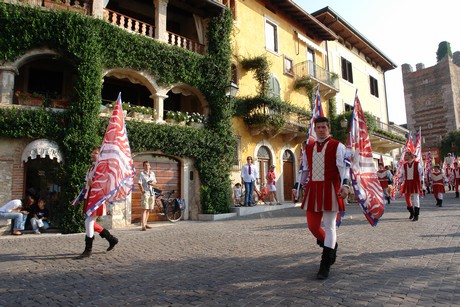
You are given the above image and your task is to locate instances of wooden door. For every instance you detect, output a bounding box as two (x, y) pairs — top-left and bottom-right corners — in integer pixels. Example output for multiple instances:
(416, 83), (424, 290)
(132, 155), (181, 223)
(282, 151), (294, 201)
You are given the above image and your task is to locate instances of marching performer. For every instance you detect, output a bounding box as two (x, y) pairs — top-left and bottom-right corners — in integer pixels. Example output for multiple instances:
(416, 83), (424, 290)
(453, 162), (460, 198)
(300, 117), (350, 280)
(377, 163), (393, 204)
(400, 151), (423, 221)
(430, 165), (446, 207)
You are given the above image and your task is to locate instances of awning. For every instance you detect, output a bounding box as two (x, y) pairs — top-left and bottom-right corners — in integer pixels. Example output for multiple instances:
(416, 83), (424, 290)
(296, 32), (326, 54)
(22, 139), (63, 163)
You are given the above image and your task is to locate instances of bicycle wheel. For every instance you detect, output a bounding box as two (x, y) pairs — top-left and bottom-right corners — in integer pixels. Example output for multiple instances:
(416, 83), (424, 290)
(165, 201), (183, 222)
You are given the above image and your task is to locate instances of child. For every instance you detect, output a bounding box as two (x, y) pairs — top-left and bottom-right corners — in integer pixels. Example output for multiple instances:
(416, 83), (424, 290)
(233, 183), (242, 207)
(30, 198), (50, 234)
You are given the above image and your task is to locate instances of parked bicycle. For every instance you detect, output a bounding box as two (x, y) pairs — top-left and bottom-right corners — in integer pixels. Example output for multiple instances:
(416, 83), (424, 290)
(153, 189), (185, 222)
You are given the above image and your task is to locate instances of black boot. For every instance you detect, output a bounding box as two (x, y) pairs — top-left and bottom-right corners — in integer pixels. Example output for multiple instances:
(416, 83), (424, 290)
(412, 207), (419, 221)
(456, 192), (459, 198)
(100, 229), (119, 251)
(435, 198), (439, 207)
(75, 236), (94, 259)
(330, 243), (338, 265)
(316, 239), (324, 248)
(317, 246), (334, 280)
(438, 200), (443, 207)
(386, 196), (391, 205)
(407, 206), (414, 220)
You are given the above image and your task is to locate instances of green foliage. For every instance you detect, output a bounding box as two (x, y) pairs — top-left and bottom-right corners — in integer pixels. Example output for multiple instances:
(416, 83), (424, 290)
(294, 76), (315, 108)
(240, 55), (271, 96)
(440, 129), (460, 157)
(436, 41), (452, 62)
(0, 4), (235, 229)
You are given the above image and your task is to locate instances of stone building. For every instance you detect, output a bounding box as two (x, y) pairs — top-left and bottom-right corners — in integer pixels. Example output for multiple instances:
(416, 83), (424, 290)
(402, 50), (460, 159)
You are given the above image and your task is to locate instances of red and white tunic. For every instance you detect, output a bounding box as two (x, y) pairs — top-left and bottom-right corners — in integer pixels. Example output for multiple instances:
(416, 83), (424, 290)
(454, 167), (460, 185)
(377, 169), (391, 188)
(84, 164), (107, 217)
(401, 160), (422, 195)
(300, 137), (348, 212)
(430, 169), (445, 195)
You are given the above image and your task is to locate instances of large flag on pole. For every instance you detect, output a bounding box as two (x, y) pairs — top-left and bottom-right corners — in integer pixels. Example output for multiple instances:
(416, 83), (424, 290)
(391, 133), (414, 199)
(298, 84), (324, 198)
(85, 93), (135, 217)
(346, 91), (385, 226)
(307, 84), (324, 142)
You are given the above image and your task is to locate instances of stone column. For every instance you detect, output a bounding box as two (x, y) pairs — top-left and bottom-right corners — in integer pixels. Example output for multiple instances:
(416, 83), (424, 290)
(154, 0), (169, 43)
(0, 66), (18, 105)
(151, 92), (168, 122)
(91, 0), (105, 19)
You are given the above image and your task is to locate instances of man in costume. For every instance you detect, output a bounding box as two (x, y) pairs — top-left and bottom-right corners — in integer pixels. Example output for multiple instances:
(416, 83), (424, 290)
(430, 165), (446, 207)
(453, 162), (460, 198)
(76, 147), (118, 259)
(377, 163), (393, 204)
(300, 117), (350, 280)
(400, 151), (423, 221)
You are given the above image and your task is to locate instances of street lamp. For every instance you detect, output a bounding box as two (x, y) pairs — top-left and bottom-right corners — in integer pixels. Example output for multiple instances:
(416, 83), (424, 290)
(340, 117), (348, 129)
(225, 82), (239, 100)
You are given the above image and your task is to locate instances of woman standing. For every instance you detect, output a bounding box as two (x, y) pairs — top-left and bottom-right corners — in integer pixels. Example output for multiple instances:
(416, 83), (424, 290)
(266, 165), (280, 205)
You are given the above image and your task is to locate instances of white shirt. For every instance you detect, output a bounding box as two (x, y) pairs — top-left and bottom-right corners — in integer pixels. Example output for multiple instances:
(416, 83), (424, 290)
(138, 170), (157, 195)
(0, 199), (22, 212)
(241, 163), (258, 183)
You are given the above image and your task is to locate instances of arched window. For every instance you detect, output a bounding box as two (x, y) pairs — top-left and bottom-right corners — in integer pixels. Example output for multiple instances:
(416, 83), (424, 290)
(268, 75), (280, 98)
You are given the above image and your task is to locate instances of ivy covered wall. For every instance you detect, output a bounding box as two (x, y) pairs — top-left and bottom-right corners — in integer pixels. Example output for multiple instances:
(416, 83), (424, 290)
(0, 3), (235, 232)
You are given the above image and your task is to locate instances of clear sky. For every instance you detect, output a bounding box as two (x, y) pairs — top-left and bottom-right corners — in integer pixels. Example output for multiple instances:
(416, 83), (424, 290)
(299, 0), (459, 125)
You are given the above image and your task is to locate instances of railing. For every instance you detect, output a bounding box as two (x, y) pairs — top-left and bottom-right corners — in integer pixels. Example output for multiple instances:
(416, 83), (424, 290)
(102, 10), (205, 54)
(167, 32), (205, 54)
(103, 9), (155, 38)
(294, 60), (339, 90)
(375, 120), (408, 139)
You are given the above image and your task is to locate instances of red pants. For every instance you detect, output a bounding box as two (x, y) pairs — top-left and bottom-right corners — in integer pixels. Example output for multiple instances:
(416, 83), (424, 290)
(94, 222), (103, 233)
(306, 211), (325, 242)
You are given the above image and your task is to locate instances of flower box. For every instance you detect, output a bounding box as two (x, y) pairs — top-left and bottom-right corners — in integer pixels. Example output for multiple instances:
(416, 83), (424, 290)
(17, 96), (44, 106)
(50, 99), (70, 109)
(43, 0), (86, 14)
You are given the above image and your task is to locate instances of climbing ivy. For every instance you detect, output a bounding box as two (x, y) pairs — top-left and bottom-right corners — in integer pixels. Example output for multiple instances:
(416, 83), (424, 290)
(0, 3), (234, 231)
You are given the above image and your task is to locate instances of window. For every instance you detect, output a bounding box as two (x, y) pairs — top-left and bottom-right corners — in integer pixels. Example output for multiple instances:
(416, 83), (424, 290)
(283, 56), (293, 76)
(265, 18), (278, 53)
(369, 76), (379, 97)
(268, 75), (280, 98)
(341, 57), (353, 83)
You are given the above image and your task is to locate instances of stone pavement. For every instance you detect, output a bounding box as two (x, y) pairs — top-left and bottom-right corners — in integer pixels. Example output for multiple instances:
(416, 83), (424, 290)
(0, 191), (459, 306)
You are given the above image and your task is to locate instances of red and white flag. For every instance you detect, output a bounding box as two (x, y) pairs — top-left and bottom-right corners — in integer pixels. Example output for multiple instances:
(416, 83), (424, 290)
(85, 93), (135, 217)
(346, 92), (384, 226)
(307, 84), (324, 142)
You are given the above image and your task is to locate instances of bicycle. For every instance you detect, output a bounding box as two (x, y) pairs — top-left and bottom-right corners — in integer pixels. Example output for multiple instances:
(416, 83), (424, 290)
(154, 189), (185, 222)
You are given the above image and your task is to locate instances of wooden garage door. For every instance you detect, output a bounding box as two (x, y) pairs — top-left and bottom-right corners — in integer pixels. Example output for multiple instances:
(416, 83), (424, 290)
(132, 155), (181, 223)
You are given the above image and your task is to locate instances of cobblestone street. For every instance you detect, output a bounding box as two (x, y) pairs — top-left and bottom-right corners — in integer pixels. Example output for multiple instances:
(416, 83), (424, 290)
(1, 192), (459, 306)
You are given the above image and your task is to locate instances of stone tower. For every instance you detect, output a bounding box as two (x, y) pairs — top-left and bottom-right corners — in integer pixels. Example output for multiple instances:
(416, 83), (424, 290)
(402, 51), (460, 151)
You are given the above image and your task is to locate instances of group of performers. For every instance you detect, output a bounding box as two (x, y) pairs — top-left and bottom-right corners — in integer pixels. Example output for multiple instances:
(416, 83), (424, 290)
(377, 153), (460, 221)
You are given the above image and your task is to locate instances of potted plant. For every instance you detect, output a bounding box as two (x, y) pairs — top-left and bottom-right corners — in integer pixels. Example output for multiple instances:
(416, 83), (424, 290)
(165, 110), (176, 123)
(15, 90), (44, 106)
(174, 111), (188, 125)
(187, 112), (205, 128)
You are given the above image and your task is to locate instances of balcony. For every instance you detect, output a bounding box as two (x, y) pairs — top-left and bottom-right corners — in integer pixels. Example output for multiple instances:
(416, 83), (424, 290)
(20, 0), (224, 55)
(239, 98), (309, 143)
(294, 60), (339, 99)
(369, 120), (407, 153)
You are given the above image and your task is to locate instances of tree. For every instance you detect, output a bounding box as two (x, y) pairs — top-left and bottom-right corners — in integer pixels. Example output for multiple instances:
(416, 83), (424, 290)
(436, 41), (452, 62)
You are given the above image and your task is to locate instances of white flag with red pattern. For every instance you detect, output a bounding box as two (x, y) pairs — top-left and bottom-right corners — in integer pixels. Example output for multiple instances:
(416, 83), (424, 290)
(85, 93), (135, 217)
(347, 92), (385, 226)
